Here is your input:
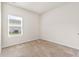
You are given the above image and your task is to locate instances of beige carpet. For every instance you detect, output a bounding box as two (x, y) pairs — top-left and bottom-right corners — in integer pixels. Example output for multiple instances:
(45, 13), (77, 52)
(0, 39), (79, 57)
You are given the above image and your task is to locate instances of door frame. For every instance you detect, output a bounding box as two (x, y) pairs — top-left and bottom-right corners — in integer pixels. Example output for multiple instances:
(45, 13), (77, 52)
(0, 2), (1, 53)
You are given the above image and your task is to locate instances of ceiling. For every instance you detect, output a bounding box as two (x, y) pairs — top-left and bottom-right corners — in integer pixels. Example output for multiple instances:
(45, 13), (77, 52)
(8, 2), (68, 14)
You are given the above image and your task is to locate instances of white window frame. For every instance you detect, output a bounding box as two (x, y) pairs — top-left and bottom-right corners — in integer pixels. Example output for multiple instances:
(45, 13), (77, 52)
(8, 15), (23, 37)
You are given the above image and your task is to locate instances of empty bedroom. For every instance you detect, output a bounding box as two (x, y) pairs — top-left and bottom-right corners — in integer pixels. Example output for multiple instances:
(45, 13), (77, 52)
(0, 2), (79, 57)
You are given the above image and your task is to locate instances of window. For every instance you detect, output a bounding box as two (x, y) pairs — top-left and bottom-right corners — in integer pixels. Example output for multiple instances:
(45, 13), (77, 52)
(8, 15), (23, 37)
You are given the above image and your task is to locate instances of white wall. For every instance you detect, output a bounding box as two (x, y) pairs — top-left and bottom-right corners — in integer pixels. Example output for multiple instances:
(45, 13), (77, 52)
(41, 3), (79, 49)
(2, 3), (40, 48)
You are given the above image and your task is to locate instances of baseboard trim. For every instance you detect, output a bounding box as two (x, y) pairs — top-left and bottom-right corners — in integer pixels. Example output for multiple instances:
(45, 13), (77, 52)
(41, 39), (79, 51)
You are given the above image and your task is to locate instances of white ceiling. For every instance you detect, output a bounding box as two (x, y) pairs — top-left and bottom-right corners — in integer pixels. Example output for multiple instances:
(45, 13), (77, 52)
(8, 2), (67, 14)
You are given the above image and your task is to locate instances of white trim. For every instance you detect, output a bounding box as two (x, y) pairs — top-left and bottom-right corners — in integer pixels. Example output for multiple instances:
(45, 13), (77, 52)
(0, 2), (1, 53)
